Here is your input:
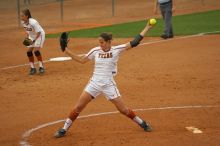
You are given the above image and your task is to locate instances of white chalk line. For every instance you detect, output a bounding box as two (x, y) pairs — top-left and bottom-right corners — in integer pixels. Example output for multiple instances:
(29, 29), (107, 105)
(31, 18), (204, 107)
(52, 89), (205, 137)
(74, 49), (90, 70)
(0, 60), (50, 70)
(20, 105), (219, 146)
(2, 31), (220, 71)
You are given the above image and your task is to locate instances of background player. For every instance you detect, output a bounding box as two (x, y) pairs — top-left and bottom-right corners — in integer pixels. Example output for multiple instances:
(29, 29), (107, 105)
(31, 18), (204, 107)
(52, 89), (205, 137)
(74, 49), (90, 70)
(55, 20), (154, 138)
(21, 8), (45, 75)
(154, 0), (175, 39)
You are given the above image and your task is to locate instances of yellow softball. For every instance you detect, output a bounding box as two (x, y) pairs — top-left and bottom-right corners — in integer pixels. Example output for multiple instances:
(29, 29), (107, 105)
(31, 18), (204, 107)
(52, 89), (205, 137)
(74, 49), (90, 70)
(149, 18), (157, 25)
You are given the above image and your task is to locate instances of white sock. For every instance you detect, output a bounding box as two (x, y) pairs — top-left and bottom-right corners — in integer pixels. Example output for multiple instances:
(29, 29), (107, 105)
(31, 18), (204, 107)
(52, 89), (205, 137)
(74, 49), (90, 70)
(38, 61), (43, 68)
(30, 62), (35, 68)
(63, 118), (73, 131)
(133, 116), (143, 125)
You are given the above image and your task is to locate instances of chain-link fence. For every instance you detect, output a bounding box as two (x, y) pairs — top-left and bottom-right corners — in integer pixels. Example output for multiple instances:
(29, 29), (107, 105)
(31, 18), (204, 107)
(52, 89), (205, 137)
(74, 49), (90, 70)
(0, 0), (116, 28)
(0, 0), (60, 9)
(0, 0), (219, 29)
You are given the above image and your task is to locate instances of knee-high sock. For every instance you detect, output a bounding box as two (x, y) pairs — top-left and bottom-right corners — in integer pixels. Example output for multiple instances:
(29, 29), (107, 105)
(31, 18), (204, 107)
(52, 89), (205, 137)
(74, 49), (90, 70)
(34, 50), (43, 67)
(63, 110), (79, 131)
(27, 51), (35, 68)
(126, 109), (143, 125)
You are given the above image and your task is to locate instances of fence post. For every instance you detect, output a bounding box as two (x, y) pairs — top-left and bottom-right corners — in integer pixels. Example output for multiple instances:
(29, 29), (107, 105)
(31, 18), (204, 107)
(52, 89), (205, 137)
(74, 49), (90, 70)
(17, 0), (21, 27)
(60, 0), (64, 22)
(112, 0), (115, 16)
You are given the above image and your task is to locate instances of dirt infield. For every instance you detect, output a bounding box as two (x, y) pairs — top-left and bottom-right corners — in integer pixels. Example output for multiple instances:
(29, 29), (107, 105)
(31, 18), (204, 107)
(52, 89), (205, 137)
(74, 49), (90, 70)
(0, 0), (220, 146)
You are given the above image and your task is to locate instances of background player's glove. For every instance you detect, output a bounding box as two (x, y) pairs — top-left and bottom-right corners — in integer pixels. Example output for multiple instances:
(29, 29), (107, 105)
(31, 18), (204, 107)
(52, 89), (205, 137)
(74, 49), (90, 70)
(59, 32), (69, 52)
(23, 38), (33, 46)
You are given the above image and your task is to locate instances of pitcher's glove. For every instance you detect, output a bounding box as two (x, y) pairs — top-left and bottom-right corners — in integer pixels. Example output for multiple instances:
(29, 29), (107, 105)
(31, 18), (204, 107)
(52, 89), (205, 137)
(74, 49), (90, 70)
(23, 38), (33, 46)
(60, 32), (69, 52)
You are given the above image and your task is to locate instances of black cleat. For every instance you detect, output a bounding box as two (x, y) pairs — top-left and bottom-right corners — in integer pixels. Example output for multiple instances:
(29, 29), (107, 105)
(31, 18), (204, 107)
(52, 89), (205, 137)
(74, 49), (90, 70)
(54, 128), (66, 138)
(39, 67), (45, 74)
(29, 68), (37, 75)
(140, 121), (152, 132)
(161, 34), (173, 39)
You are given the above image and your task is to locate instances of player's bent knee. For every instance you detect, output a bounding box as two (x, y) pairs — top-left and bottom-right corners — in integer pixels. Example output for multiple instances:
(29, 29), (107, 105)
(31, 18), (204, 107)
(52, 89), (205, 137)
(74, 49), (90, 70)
(34, 50), (41, 56)
(27, 51), (33, 57)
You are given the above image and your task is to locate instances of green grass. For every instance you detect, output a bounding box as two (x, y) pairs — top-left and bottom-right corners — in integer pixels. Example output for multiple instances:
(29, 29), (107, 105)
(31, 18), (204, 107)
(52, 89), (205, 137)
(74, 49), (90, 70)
(47, 9), (220, 38)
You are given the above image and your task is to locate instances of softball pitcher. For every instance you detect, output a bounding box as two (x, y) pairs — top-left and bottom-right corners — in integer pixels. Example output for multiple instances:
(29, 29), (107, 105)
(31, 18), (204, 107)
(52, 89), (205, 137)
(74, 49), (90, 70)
(21, 8), (45, 75)
(55, 21), (154, 138)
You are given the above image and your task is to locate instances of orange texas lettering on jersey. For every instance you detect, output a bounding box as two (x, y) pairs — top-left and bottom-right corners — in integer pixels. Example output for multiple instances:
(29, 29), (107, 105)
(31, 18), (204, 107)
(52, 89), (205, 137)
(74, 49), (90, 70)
(23, 27), (32, 31)
(98, 52), (113, 58)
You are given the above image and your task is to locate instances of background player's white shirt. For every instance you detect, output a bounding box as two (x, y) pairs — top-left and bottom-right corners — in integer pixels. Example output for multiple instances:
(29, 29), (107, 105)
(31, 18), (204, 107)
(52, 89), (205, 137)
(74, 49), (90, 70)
(22, 18), (45, 39)
(86, 44), (126, 78)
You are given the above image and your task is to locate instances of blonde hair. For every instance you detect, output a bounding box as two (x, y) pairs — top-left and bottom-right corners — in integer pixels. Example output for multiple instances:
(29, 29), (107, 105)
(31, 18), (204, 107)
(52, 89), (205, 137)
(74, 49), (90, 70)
(22, 8), (32, 18)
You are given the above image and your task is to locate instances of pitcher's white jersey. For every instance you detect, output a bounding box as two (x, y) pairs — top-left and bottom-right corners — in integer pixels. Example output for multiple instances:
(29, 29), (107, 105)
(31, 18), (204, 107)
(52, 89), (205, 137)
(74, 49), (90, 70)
(22, 18), (45, 39)
(86, 44), (126, 78)
(84, 44), (126, 99)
